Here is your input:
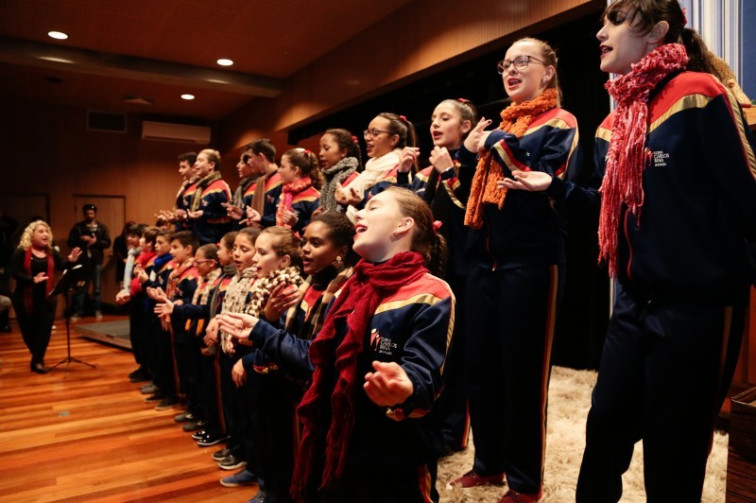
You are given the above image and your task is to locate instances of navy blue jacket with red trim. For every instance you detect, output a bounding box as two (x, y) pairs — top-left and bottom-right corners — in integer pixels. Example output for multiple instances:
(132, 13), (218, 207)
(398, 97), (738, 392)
(398, 156), (470, 278)
(249, 269), (454, 464)
(461, 107), (581, 270)
(547, 71), (756, 302)
(190, 178), (233, 245)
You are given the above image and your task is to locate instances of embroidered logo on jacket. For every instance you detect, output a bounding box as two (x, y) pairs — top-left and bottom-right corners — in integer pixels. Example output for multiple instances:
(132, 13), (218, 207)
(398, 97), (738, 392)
(369, 328), (397, 356)
(651, 150), (670, 167)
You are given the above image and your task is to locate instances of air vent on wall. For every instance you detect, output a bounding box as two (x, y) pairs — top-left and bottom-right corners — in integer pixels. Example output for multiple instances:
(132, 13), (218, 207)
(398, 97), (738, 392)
(87, 111), (127, 133)
(141, 121), (211, 144)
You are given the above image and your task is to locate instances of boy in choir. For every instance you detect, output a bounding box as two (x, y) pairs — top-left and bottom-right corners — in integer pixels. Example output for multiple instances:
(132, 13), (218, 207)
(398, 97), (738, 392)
(242, 138), (283, 229)
(140, 229), (176, 407)
(152, 231), (199, 411)
(156, 242), (222, 434)
(186, 149), (233, 245)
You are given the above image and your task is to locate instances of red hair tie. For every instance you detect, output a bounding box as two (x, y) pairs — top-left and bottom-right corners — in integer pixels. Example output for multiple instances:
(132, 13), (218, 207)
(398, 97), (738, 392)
(457, 98), (469, 104)
(432, 220), (443, 235)
(304, 149), (312, 156)
(398, 115), (408, 123)
(351, 135), (359, 145)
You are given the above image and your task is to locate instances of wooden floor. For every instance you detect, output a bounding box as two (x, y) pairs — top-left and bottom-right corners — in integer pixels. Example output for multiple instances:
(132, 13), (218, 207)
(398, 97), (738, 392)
(0, 316), (256, 503)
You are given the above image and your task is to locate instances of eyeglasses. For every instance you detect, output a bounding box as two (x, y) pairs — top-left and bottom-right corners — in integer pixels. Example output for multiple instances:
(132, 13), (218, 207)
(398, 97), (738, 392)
(193, 259), (216, 265)
(363, 128), (391, 138)
(497, 55), (546, 74)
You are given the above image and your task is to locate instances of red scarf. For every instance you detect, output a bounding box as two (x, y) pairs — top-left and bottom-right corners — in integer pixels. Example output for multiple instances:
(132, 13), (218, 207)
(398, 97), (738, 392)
(465, 88), (559, 229)
(23, 247), (55, 313)
(276, 176), (312, 228)
(599, 44), (688, 277)
(291, 251), (428, 497)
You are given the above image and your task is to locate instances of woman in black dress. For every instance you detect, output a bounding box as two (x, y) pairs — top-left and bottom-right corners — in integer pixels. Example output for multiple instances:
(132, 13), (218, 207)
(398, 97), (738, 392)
(11, 220), (81, 373)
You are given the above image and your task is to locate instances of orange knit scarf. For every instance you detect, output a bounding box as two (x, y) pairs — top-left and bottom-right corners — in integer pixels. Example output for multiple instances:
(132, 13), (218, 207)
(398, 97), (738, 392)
(464, 88), (558, 229)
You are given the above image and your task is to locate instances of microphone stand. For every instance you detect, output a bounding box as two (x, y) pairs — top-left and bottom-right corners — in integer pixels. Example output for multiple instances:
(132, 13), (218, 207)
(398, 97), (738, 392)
(49, 267), (95, 371)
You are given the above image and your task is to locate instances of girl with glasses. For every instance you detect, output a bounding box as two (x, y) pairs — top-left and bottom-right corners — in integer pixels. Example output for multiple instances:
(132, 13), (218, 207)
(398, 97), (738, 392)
(335, 113), (417, 219)
(448, 37), (581, 503)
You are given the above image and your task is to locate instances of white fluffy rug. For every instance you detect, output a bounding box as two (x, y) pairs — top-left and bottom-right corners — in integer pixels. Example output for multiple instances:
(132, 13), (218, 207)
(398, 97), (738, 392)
(437, 366), (728, 502)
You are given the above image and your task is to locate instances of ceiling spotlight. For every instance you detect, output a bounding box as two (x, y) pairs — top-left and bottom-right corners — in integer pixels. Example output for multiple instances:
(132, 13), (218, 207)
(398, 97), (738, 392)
(181, 94), (195, 101)
(48, 31), (69, 40)
(216, 58), (234, 67)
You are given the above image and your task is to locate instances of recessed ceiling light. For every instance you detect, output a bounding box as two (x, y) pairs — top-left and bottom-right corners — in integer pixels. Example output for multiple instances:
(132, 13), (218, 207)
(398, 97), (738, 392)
(216, 58), (234, 67)
(48, 31), (68, 40)
(181, 94), (195, 100)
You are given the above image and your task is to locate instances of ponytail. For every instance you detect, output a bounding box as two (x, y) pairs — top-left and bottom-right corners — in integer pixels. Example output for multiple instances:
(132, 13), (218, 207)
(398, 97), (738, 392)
(680, 28), (721, 79)
(324, 128), (364, 172)
(377, 113), (418, 170)
(425, 98), (477, 204)
(283, 148), (324, 190)
(385, 187), (448, 277)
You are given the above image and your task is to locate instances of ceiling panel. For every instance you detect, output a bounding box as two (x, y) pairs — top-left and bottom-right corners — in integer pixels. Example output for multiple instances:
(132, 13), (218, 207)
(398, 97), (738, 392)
(0, 0), (414, 120)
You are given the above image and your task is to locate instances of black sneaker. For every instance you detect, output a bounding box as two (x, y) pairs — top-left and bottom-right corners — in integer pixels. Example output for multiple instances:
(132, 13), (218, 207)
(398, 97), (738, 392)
(155, 396), (179, 410)
(129, 368), (150, 383)
(183, 419), (206, 432)
(218, 454), (246, 470)
(144, 393), (166, 403)
(191, 430), (207, 441)
(140, 383), (157, 395)
(220, 469), (257, 487)
(197, 432), (230, 447)
(213, 447), (232, 461)
(174, 412), (195, 423)
(248, 489), (267, 502)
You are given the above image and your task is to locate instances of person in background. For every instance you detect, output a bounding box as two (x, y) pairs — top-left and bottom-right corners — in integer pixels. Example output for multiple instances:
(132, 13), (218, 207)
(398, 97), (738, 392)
(113, 220), (136, 290)
(336, 113), (416, 219)
(0, 212), (18, 332)
(68, 203), (111, 321)
(275, 148), (322, 235)
(318, 129), (362, 213)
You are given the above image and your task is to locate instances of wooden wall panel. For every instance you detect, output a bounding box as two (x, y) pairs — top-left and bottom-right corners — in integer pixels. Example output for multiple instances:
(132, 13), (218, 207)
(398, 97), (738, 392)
(220, 0), (602, 153)
(2, 102), (236, 255)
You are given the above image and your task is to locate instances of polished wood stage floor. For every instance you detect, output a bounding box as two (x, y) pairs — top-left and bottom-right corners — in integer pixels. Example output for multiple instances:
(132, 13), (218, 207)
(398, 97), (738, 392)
(0, 316), (255, 502)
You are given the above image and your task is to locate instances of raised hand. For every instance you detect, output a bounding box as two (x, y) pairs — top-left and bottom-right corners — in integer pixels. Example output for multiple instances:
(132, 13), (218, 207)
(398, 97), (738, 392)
(499, 169), (553, 192)
(363, 360), (414, 407)
(429, 146), (454, 173)
(263, 283), (301, 321)
(464, 117), (493, 154)
(398, 147), (420, 173)
(67, 247), (83, 262)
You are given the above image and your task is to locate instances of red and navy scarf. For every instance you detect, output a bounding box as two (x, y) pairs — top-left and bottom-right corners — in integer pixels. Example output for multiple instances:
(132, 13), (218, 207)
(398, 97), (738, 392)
(291, 251), (428, 497)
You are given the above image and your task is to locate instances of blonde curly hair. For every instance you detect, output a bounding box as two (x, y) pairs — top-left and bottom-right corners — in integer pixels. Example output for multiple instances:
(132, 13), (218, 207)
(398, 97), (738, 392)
(18, 220), (53, 250)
